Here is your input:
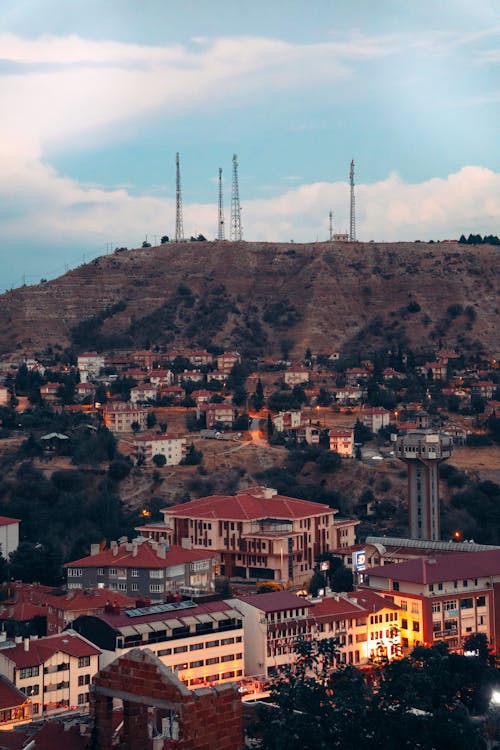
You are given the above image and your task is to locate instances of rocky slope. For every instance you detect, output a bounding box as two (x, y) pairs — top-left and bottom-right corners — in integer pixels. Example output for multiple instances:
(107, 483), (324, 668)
(0, 240), (498, 359)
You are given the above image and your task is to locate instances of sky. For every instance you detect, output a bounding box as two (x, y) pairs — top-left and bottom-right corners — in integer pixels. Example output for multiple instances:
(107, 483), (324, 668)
(0, 0), (499, 291)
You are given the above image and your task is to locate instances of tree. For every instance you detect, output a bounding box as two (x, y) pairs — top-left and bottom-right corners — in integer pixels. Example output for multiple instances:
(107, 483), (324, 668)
(152, 454), (167, 467)
(279, 338), (295, 361)
(108, 459), (131, 481)
(181, 444), (203, 465)
(130, 421), (141, 434)
(146, 411), (157, 429)
(253, 379), (264, 411)
(160, 235), (169, 244)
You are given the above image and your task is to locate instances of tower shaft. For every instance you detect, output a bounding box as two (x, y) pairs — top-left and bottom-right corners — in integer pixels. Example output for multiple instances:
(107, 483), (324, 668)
(230, 154), (243, 241)
(349, 159), (356, 242)
(218, 167), (225, 240)
(175, 152), (184, 242)
(329, 210), (333, 241)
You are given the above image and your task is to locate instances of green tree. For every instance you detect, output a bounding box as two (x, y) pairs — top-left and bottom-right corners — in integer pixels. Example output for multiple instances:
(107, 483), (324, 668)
(152, 454), (167, 467)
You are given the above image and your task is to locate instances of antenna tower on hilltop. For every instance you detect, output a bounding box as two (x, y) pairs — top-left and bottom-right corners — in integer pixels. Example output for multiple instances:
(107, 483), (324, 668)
(175, 152), (184, 242)
(349, 159), (356, 242)
(329, 210), (333, 241)
(218, 168), (225, 240)
(230, 154), (243, 241)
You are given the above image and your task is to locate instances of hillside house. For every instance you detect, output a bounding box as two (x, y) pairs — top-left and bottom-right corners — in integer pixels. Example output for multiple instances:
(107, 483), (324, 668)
(102, 403), (148, 433)
(329, 428), (355, 457)
(130, 382), (158, 404)
(284, 367), (310, 386)
(133, 434), (187, 466)
(77, 352), (105, 383)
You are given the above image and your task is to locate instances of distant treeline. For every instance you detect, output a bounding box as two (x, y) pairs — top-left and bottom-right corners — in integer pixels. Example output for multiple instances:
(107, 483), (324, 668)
(458, 233), (499, 245)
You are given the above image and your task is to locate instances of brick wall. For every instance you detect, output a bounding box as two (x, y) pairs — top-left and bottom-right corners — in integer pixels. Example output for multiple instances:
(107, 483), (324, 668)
(91, 647), (243, 750)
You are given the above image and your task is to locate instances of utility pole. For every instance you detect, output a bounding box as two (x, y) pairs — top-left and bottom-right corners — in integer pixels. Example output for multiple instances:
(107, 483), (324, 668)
(218, 167), (225, 240)
(329, 210), (333, 241)
(230, 154), (243, 241)
(175, 152), (184, 242)
(349, 159), (356, 242)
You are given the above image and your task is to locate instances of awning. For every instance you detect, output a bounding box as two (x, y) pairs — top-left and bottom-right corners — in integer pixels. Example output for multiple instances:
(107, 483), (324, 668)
(180, 616), (198, 626)
(120, 626), (140, 637)
(195, 614), (214, 624)
(133, 623), (153, 635)
(164, 618), (183, 629)
(224, 609), (242, 619)
(210, 611), (228, 621)
(149, 621), (168, 632)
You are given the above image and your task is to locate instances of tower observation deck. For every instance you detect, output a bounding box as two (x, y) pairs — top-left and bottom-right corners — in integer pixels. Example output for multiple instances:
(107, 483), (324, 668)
(395, 430), (453, 542)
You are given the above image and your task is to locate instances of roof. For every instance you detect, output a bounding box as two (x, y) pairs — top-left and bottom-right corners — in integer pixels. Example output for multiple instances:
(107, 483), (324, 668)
(347, 590), (400, 613)
(163, 488), (336, 522)
(65, 541), (214, 570)
(368, 549), (500, 584)
(86, 599), (241, 631)
(27, 722), (87, 750)
(311, 596), (364, 620)
(0, 631), (100, 668)
(0, 516), (20, 527)
(0, 602), (46, 621)
(0, 675), (29, 711)
(42, 588), (136, 613)
(236, 591), (311, 613)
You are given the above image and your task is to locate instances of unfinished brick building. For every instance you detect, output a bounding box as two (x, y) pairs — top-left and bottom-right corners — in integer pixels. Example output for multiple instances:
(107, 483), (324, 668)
(90, 648), (243, 750)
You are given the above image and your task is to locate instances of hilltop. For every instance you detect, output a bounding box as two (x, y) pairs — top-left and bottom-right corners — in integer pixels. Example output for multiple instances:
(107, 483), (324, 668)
(0, 240), (499, 359)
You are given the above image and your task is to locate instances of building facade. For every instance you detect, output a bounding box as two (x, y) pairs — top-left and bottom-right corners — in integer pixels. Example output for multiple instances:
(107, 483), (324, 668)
(133, 434), (187, 466)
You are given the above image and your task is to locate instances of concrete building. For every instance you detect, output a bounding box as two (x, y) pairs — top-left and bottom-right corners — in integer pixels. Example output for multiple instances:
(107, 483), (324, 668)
(72, 599), (244, 685)
(133, 434), (187, 466)
(0, 631), (100, 718)
(91, 648), (242, 750)
(363, 548), (500, 655)
(395, 430), (453, 541)
(329, 428), (355, 458)
(65, 539), (216, 601)
(0, 516), (20, 559)
(144, 486), (341, 586)
(77, 352), (105, 383)
(101, 402), (149, 433)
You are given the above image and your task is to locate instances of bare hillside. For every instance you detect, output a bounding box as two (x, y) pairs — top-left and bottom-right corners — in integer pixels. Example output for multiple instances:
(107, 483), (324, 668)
(0, 240), (498, 358)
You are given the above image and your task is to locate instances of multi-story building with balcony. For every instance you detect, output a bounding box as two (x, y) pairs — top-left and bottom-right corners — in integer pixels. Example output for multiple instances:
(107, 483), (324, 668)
(362, 548), (500, 654)
(0, 631), (100, 718)
(72, 599), (244, 690)
(102, 402), (149, 433)
(65, 538), (216, 601)
(133, 433), (187, 466)
(138, 486), (342, 586)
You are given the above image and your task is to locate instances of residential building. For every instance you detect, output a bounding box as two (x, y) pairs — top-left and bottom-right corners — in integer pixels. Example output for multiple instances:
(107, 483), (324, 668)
(0, 674), (32, 729)
(217, 351), (241, 375)
(101, 402), (148, 433)
(312, 589), (401, 665)
(91, 648), (242, 750)
(148, 369), (174, 387)
(65, 538), (216, 601)
(197, 403), (235, 429)
(333, 386), (365, 405)
(129, 382), (158, 404)
(230, 591), (314, 678)
(0, 385), (10, 406)
(360, 406), (391, 432)
(363, 549), (500, 655)
(329, 428), (354, 458)
(133, 433), (187, 466)
(331, 518), (359, 550)
(72, 599), (244, 684)
(39, 382), (61, 403)
(396, 430), (453, 541)
(272, 409), (304, 432)
(0, 516), (20, 558)
(345, 368), (370, 386)
(77, 352), (105, 383)
(157, 486), (339, 586)
(284, 367), (310, 386)
(0, 631), (100, 718)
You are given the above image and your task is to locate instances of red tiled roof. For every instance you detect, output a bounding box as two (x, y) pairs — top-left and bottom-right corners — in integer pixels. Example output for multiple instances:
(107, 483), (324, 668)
(0, 602), (46, 621)
(0, 632), (100, 668)
(368, 549), (500, 584)
(311, 597), (364, 620)
(347, 590), (400, 613)
(65, 541), (214, 570)
(0, 676), (29, 711)
(0, 516), (20, 527)
(42, 588), (136, 613)
(163, 489), (336, 522)
(28, 722), (87, 750)
(236, 591), (311, 613)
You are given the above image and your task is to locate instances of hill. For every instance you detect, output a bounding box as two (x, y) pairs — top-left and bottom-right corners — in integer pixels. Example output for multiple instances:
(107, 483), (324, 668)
(0, 240), (499, 359)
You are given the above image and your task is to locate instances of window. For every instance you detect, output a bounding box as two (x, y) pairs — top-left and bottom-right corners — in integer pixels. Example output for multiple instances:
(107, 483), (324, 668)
(477, 596), (486, 607)
(118, 583), (127, 591)
(174, 645), (188, 654)
(78, 656), (91, 668)
(221, 654), (234, 663)
(205, 640), (219, 649)
(97, 568), (104, 576)
(400, 601), (408, 611)
(68, 568), (82, 577)
(190, 660), (203, 669)
(150, 569), (164, 579)
(221, 637), (234, 645)
(401, 619), (408, 630)
(78, 674), (91, 686)
(131, 569), (139, 577)
(78, 692), (89, 705)
(150, 584), (164, 593)
(412, 621), (420, 632)
(157, 648), (171, 656)
(432, 602), (441, 613)
(205, 657), (219, 665)
(109, 568), (117, 577)
(463, 580), (468, 588)
(443, 600), (457, 612)
(189, 642), (204, 651)
(131, 583), (138, 592)
(429, 584), (434, 592)
(19, 666), (39, 679)
(411, 602), (419, 615)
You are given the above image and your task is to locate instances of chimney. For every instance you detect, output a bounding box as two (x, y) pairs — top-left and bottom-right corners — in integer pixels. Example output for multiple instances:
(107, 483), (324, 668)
(132, 544), (138, 558)
(24, 638), (29, 652)
(156, 545), (166, 559)
(90, 544), (100, 556)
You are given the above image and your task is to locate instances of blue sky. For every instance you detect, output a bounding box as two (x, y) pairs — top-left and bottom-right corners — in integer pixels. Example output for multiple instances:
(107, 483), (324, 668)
(0, 0), (499, 291)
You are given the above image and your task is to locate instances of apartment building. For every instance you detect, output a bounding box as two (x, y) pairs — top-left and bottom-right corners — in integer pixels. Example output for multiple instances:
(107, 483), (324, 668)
(65, 538), (216, 601)
(72, 599), (244, 689)
(363, 549), (500, 654)
(150, 486), (340, 586)
(0, 631), (100, 717)
(133, 433), (187, 466)
(102, 402), (148, 433)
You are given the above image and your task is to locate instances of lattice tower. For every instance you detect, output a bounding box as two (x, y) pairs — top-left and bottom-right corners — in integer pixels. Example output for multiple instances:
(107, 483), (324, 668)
(218, 167), (225, 240)
(230, 154), (243, 241)
(175, 152), (184, 242)
(349, 159), (356, 242)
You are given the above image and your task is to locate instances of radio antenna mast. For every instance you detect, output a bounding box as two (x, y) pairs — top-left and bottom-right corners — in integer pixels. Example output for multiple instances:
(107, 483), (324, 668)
(349, 159), (356, 242)
(175, 152), (184, 242)
(218, 167), (225, 240)
(230, 154), (243, 241)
